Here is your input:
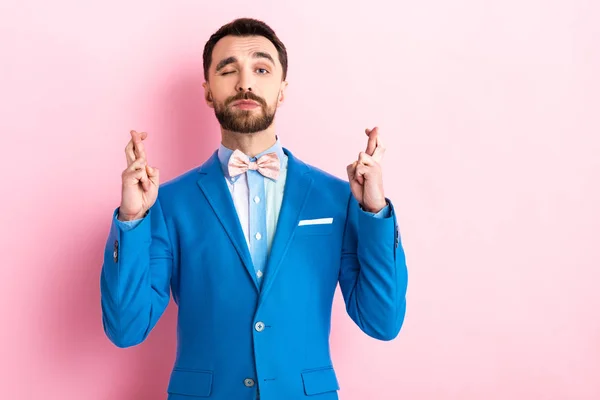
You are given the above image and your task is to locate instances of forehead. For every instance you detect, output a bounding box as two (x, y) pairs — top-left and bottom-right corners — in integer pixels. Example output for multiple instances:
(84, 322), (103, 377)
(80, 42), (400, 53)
(211, 35), (279, 65)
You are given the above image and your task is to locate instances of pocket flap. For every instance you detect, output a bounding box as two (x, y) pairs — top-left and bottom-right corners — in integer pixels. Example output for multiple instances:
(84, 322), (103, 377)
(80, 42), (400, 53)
(167, 369), (213, 397)
(301, 366), (340, 396)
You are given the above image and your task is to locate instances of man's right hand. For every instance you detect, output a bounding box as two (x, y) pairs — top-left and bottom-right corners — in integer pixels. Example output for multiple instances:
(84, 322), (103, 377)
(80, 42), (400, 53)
(118, 130), (160, 221)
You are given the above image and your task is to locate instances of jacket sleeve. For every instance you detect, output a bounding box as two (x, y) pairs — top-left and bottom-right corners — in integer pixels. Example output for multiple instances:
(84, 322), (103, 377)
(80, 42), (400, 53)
(100, 198), (173, 348)
(338, 195), (408, 341)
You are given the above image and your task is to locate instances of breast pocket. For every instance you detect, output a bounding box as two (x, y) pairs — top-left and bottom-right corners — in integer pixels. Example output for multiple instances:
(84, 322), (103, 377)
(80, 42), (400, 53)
(295, 221), (334, 236)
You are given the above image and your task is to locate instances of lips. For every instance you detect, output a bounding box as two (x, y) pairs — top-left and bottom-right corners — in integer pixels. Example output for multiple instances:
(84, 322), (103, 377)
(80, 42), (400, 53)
(231, 100), (259, 107)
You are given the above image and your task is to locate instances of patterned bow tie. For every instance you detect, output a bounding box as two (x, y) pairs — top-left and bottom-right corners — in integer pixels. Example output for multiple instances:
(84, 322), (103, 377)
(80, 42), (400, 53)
(228, 149), (280, 180)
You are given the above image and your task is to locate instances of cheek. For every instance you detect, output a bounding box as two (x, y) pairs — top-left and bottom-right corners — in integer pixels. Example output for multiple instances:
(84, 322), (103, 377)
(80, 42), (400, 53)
(209, 80), (235, 100)
(265, 84), (283, 103)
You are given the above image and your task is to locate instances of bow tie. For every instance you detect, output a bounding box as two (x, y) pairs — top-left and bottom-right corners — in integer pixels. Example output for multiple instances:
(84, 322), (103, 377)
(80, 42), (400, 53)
(228, 149), (280, 181)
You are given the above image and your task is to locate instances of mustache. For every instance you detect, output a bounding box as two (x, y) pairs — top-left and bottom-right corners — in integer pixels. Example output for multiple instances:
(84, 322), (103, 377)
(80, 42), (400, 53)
(225, 91), (267, 107)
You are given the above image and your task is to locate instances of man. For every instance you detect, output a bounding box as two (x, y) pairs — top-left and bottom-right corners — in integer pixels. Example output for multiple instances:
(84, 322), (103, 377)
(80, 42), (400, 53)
(101, 17), (408, 400)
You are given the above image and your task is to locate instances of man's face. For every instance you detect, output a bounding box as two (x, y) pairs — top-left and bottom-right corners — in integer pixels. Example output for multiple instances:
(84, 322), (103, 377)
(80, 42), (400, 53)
(203, 35), (287, 134)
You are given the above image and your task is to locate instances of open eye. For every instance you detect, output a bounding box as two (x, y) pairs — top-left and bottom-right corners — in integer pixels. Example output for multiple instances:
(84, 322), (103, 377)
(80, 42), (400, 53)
(256, 68), (269, 75)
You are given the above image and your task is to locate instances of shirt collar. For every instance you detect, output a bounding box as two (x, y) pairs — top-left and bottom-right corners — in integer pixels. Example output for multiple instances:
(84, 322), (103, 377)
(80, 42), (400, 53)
(217, 136), (285, 183)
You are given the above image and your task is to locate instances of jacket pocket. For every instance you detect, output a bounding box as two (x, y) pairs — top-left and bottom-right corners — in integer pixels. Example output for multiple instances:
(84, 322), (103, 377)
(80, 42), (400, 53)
(167, 368), (213, 397)
(301, 366), (340, 396)
(295, 223), (334, 236)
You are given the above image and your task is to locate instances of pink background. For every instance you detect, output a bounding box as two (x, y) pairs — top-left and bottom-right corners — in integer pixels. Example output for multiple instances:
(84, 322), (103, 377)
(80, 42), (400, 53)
(1, 0), (599, 399)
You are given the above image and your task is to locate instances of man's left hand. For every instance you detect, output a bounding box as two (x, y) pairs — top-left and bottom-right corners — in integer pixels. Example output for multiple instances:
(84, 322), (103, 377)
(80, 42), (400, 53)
(346, 127), (387, 213)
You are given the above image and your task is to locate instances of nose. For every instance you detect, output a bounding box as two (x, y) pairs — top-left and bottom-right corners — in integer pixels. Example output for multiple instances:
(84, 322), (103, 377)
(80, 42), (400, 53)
(236, 68), (254, 92)
(236, 84), (252, 92)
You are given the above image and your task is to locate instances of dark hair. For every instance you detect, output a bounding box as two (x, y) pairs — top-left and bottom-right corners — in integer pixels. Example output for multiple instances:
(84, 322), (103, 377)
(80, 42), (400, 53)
(202, 18), (288, 81)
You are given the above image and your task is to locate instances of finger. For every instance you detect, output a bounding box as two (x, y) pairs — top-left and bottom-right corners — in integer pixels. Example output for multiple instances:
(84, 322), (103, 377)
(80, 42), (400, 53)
(140, 173), (151, 192)
(146, 164), (157, 178)
(346, 161), (357, 181)
(126, 130), (147, 166)
(371, 144), (386, 164)
(130, 130), (148, 141)
(123, 167), (149, 187)
(374, 133), (383, 149)
(135, 139), (147, 162)
(146, 165), (160, 187)
(358, 151), (376, 166)
(374, 129), (384, 153)
(125, 157), (147, 173)
(365, 127), (378, 156)
(131, 130), (148, 160)
(125, 139), (136, 167)
(355, 163), (368, 185)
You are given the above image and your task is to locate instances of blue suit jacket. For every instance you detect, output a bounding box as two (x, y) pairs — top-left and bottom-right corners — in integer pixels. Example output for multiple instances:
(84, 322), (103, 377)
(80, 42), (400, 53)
(100, 147), (408, 399)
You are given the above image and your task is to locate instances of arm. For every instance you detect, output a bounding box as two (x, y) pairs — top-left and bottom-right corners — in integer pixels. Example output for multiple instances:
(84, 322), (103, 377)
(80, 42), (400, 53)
(338, 196), (408, 341)
(100, 199), (173, 348)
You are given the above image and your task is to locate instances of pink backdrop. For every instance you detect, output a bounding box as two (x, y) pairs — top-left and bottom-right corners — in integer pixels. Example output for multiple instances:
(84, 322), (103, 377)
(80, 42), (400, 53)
(1, 0), (599, 399)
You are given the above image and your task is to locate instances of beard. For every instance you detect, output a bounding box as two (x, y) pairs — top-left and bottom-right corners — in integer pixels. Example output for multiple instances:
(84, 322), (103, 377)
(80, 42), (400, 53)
(213, 91), (277, 134)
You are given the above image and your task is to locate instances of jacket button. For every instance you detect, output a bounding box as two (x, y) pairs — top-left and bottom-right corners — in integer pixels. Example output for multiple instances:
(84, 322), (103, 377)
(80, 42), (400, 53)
(244, 378), (255, 387)
(113, 240), (119, 262)
(254, 321), (265, 332)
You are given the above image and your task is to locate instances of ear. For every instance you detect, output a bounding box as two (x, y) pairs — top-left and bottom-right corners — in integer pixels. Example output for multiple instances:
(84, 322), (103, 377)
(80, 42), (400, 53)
(202, 81), (214, 108)
(277, 80), (289, 107)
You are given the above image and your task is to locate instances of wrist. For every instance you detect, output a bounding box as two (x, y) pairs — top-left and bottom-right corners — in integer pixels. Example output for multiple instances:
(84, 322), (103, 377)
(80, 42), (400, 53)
(118, 209), (146, 222)
(361, 200), (387, 213)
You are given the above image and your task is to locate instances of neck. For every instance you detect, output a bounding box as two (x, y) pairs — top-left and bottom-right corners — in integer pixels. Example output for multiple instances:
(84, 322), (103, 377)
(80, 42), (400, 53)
(220, 126), (277, 157)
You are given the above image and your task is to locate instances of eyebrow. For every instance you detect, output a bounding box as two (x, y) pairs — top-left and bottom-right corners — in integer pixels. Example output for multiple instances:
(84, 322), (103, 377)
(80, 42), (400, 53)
(215, 52), (276, 72)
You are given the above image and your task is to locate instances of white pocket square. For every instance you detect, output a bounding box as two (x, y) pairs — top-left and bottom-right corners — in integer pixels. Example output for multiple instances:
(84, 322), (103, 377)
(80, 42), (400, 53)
(298, 218), (333, 226)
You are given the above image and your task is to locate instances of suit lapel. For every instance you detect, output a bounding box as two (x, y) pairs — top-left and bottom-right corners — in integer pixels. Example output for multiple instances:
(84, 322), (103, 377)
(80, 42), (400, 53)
(196, 151), (259, 291)
(258, 148), (314, 304)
